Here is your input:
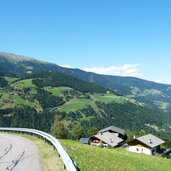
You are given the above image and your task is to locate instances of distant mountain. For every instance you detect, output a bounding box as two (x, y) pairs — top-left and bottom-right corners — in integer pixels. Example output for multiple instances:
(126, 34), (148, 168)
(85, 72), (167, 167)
(0, 52), (171, 140)
(1, 52), (171, 113)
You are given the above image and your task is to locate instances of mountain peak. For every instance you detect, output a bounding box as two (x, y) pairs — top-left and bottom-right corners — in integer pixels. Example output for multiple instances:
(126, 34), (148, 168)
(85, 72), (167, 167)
(0, 51), (35, 62)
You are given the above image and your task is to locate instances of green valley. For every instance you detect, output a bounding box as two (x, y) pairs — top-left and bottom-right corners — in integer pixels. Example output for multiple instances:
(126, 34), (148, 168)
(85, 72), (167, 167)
(0, 71), (170, 141)
(0, 52), (171, 141)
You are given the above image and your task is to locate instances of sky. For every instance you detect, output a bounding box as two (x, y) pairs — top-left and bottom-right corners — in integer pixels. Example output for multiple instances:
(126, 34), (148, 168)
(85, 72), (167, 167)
(0, 0), (171, 84)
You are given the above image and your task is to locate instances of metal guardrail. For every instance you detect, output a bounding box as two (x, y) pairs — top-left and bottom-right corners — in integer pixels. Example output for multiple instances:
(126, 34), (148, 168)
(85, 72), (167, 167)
(0, 127), (77, 171)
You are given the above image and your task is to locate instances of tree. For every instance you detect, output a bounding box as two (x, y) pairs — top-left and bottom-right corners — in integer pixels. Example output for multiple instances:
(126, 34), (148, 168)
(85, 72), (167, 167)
(72, 123), (84, 140)
(87, 127), (98, 137)
(50, 115), (68, 139)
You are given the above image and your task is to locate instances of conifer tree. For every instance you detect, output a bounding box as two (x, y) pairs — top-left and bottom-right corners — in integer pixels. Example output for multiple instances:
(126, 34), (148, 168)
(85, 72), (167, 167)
(50, 115), (68, 139)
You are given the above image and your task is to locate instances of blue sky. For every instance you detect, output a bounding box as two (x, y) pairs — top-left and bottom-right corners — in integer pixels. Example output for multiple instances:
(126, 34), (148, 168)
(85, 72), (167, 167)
(0, 0), (171, 84)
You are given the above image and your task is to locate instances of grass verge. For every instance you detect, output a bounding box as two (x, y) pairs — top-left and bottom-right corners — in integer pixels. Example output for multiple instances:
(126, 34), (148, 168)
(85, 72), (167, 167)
(62, 140), (171, 171)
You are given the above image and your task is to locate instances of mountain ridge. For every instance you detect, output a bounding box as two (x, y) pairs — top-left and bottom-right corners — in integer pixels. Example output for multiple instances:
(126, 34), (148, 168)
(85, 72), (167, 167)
(0, 52), (171, 140)
(1, 51), (170, 85)
(1, 51), (171, 113)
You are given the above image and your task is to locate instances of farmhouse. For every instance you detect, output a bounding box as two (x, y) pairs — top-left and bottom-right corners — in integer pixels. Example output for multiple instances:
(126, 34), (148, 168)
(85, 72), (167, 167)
(127, 134), (165, 155)
(89, 125), (126, 147)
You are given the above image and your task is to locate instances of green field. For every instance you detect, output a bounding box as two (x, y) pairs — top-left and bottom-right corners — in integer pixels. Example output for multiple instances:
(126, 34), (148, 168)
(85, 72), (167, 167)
(11, 93), (41, 110)
(58, 92), (141, 114)
(11, 79), (36, 89)
(91, 93), (125, 104)
(0, 90), (14, 108)
(58, 98), (96, 113)
(4, 77), (19, 83)
(0, 90), (9, 102)
(0, 78), (41, 110)
(10, 79), (37, 95)
(44, 86), (73, 96)
(0, 90), (41, 110)
(62, 140), (171, 171)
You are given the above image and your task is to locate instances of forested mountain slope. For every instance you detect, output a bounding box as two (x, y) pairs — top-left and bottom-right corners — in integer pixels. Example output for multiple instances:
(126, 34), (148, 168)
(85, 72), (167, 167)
(0, 71), (171, 140)
(1, 51), (171, 114)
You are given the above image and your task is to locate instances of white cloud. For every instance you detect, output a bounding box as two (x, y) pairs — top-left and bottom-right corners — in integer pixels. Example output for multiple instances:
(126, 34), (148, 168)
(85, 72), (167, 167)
(59, 64), (74, 68)
(57, 64), (171, 84)
(83, 64), (143, 77)
(153, 79), (171, 85)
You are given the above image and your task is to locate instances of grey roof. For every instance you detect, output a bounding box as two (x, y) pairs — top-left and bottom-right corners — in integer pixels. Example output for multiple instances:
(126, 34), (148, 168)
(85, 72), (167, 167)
(80, 138), (89, 144)
(136, 134), (165, 148)
(98, 125), (125, 135)
(93, 132), (124, 147)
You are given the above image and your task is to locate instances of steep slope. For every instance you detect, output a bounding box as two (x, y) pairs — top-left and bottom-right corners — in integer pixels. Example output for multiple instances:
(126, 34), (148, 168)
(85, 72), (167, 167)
(0, 52), (171, 114)
(62, 140), (171, 171)
(102, 75), (171, 111)
(0, 72), (171, 140)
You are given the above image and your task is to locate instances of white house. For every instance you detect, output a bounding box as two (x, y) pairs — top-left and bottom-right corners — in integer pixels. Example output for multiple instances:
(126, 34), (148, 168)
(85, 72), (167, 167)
(127, 134), (165, 155)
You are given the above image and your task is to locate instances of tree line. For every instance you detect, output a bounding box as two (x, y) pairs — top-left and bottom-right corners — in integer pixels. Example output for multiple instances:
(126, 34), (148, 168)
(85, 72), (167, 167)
(27, 71), (107, 93)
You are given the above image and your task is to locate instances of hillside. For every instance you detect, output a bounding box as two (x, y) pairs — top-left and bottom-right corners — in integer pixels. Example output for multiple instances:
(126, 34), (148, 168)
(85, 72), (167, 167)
(62, 140), (171, 171)
(0, 51), (171, 114)
(0, 71), (171, 140)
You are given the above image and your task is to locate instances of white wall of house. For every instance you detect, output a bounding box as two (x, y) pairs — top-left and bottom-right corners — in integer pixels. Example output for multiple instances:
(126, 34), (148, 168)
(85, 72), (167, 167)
(128, 146), (152, 155)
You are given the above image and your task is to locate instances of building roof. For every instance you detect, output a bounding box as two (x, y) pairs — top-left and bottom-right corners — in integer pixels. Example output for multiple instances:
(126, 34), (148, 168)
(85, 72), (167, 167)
(93, 132), (124, 147)
(80, 138), (90, 144)
(80, 138), (89, 144)
(136, 134), (165, 148)
(98, 125), (125, 135)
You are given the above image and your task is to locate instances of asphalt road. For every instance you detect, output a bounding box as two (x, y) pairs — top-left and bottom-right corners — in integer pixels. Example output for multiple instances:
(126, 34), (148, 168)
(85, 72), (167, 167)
(0, 134), (43, 171)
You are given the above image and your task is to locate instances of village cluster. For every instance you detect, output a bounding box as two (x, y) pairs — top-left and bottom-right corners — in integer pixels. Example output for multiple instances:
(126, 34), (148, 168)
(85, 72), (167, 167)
(80, 125), (170, 156)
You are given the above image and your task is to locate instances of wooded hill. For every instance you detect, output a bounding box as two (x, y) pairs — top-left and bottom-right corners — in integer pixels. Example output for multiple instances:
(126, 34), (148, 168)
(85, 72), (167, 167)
(1, 51), (171, 114)
(0, 71), (171, 140)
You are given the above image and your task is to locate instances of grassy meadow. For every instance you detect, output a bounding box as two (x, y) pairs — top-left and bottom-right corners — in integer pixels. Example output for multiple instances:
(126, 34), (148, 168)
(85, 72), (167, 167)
(62, 140), (171, 171)
(58, 98), (96, 113)
(44, 86), (73, 96)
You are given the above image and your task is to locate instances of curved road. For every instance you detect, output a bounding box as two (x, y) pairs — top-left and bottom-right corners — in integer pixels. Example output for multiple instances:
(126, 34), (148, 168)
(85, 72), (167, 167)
(0, 134), (42, 171)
